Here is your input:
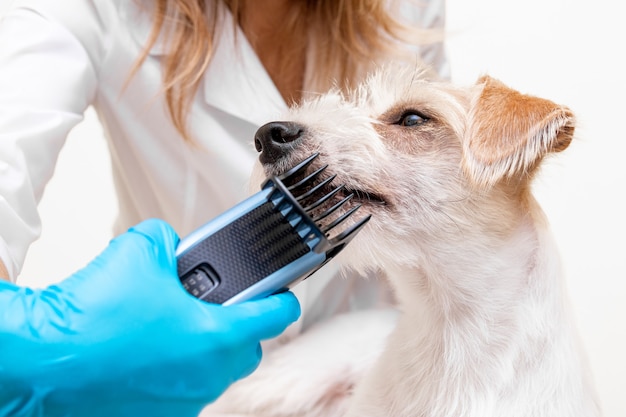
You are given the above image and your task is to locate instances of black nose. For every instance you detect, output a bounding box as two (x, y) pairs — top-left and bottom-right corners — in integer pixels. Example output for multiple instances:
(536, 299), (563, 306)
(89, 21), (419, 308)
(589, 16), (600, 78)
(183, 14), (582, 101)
(254, 121), (305, 164)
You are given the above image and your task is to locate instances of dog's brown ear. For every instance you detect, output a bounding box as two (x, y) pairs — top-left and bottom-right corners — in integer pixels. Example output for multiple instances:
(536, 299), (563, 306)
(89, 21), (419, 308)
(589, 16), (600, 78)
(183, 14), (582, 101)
(463, 76), (575, 188)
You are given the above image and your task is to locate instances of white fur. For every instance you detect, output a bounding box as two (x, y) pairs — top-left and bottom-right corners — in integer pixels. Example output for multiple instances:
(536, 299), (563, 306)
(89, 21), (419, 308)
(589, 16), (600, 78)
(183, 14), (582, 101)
(202, 64), (600, 417)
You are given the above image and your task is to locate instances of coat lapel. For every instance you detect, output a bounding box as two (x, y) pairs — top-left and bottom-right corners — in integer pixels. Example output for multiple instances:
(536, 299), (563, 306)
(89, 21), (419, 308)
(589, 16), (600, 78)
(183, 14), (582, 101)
(125, 1), (287, 126)
(201, 13), (287, 126)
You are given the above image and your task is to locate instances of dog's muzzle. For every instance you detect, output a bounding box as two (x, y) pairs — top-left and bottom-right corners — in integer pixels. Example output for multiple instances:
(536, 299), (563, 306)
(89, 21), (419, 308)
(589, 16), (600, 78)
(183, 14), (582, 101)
(255, 121), (305, 164)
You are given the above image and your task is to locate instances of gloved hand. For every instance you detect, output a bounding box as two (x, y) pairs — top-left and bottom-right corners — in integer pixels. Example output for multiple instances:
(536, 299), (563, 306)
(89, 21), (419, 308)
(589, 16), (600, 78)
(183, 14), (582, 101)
(0, 219), (301, 417)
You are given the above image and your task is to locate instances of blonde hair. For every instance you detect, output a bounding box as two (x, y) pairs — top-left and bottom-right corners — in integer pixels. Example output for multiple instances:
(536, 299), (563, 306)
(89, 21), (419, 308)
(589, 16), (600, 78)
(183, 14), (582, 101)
(132, 0), (436, 141)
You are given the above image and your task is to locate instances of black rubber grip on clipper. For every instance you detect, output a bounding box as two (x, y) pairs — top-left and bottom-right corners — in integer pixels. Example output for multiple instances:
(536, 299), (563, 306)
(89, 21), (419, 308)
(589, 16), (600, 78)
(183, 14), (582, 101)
(177, 201), (310, 304)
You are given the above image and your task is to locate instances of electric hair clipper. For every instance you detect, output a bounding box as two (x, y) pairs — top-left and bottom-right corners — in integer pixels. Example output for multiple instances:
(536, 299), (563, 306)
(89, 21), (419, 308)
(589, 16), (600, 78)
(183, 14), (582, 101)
(175, 153), (370, 305)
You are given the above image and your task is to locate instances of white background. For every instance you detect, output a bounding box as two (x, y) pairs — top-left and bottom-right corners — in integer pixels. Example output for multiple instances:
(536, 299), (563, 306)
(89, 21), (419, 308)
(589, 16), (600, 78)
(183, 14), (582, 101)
(2, 0), (625, 416)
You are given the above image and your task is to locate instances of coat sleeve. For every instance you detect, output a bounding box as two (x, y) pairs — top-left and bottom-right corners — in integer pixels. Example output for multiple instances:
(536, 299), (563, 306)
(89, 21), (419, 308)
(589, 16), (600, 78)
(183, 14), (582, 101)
(0, 4), (101, 280)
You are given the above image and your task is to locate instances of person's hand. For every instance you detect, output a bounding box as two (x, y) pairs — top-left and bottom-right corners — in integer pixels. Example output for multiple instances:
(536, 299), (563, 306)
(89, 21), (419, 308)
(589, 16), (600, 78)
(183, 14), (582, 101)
(0, 219), (300, 417)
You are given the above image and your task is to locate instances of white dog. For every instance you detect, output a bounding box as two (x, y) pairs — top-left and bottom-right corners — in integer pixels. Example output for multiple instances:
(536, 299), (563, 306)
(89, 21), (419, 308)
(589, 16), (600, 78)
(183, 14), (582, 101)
(202, 64), (601, 417)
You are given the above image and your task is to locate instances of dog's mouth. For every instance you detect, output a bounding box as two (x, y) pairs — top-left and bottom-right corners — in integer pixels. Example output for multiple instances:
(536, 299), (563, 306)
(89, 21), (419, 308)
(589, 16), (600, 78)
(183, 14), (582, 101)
(286, 169), (386, 237)
(262, 153), (389, 239)
(351, 188), (386, 204)
(273, 157), (388, 217)
(332, 185), (387, 208)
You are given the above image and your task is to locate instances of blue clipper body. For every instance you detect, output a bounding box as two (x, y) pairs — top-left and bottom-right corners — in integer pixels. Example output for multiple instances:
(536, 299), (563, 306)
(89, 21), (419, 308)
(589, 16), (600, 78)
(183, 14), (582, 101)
(175, 154), (370, 305)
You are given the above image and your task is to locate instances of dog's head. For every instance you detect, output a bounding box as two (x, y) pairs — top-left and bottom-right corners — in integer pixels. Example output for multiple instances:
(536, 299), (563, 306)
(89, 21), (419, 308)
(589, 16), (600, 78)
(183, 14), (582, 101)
(252, 64), (575, 272)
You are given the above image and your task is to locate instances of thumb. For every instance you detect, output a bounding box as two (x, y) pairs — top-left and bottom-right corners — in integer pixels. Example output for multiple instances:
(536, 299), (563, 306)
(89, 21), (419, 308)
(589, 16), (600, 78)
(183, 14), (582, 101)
(125, 218), (180, 262)
(99, 218), (180, 275)
(64, 218), (180, 287)
(224, 292), (301, 341)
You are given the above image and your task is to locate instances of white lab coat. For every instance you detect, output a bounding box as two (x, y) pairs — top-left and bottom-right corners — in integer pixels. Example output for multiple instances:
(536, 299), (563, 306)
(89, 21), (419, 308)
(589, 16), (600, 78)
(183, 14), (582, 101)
(0, 0), (447, 329)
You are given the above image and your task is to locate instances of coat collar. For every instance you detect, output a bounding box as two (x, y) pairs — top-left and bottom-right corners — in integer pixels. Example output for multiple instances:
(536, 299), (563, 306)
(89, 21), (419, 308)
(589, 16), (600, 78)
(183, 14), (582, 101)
(125, 1), (287, 127)
(201, 12), (287, 126)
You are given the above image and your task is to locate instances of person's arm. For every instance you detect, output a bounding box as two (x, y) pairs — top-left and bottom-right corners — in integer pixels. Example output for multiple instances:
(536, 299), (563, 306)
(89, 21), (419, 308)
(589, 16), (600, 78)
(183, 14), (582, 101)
(0, 219), (300, 417)
(0, 4), (100, 281)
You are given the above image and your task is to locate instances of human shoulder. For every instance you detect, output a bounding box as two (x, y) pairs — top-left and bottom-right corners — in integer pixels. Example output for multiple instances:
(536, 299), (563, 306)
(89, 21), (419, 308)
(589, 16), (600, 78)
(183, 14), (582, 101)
(8, 0), (136, 47)
(8, 0), (133, 68)
(10, 0), (124, 28)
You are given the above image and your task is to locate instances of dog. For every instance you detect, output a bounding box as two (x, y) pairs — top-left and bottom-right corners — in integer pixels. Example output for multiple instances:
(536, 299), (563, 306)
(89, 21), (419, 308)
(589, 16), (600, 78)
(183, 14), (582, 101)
(201, 64), (601, 417)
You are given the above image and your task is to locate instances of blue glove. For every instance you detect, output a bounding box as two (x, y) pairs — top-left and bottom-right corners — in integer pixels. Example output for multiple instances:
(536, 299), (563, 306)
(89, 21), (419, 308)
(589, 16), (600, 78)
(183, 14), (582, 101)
(0, 219), (301, 417)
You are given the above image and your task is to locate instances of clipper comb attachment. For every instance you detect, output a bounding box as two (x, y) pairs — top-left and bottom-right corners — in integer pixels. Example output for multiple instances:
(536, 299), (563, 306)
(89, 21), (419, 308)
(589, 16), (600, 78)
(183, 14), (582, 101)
(176, 153), (370, 305)
(266, 153), (371, 255)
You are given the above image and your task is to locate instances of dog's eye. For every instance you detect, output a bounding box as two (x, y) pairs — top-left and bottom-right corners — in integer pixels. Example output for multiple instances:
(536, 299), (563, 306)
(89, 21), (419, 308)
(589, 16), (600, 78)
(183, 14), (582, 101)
(397, 111), (428, 127)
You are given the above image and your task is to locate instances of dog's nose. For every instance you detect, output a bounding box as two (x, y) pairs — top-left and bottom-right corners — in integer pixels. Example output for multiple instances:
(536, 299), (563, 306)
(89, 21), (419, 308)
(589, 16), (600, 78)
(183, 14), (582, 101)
(254, 121), (304, 164)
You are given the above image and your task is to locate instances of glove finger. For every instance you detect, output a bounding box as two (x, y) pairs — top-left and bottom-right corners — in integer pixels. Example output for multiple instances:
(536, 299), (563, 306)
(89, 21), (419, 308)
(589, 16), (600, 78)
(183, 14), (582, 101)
(127, 218), (180, 265)
(225, 292), (301, 341)
(237, 343), (263, 379)
(60, 218), (179, 293)
(99, 218), (180, 278)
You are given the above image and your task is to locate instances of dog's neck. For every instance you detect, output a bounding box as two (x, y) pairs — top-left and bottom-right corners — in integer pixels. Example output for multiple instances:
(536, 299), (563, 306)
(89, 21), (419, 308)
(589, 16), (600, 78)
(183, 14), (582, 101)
(347, 197), (598, 416)
(403, 196), (567, 347)
(398, 213), (551, 316)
